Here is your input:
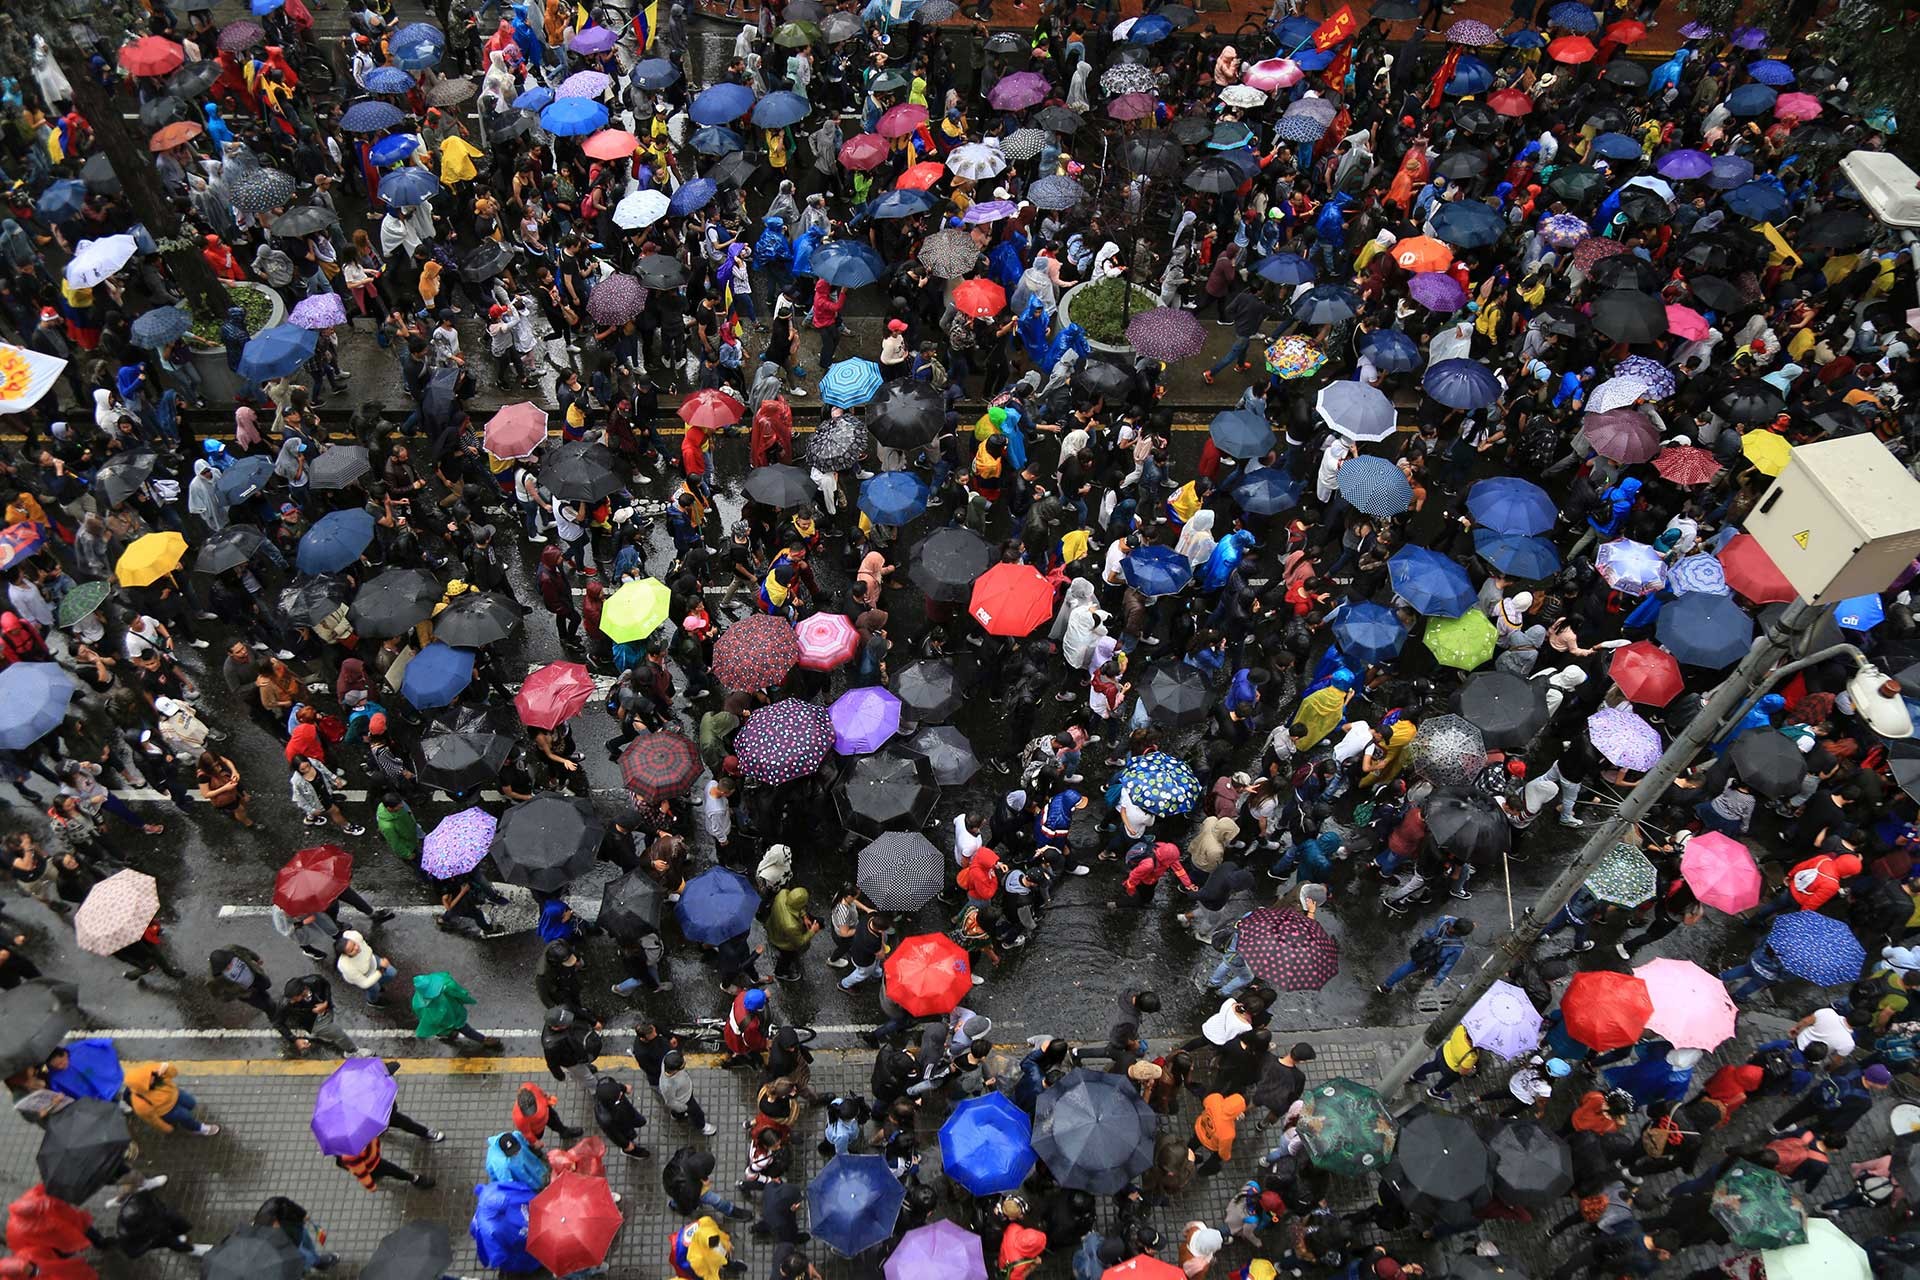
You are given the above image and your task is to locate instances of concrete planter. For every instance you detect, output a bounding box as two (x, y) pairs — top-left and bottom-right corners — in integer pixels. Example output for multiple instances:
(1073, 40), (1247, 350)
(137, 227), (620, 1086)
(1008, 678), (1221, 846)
(186, 280), (286, 401)
(1058, 279), (1159, 358)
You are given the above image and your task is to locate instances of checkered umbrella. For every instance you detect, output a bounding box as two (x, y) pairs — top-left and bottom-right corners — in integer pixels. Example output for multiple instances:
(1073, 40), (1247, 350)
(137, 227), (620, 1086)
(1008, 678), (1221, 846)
(857, 832), (943, 911)
(1277, 113), (1327, 142)
(1713, 1163), (1807, 1250)
(918, 229), (981, 277)
(1596, 538), (1668, 596)
(713, 615), (800, 691)
(999, 128), (1048, 160)
(1234, 906), (1339, 991)
(1408, 714), (1487, 785)
(735, 698), (835, 784)
(1668, 554), (1730, 596)
(587, 273), (645, 325)
(230, 168), (296, 214)
(1587, 704), (1662, 771)
(1115, 751), (1201, 817)
(421, 807), (497, 879)
(73, 870), (159, 956)
(1299, 1078), (1397, 1176)
(619, 731), (702, 803)
(1586, 842), (1658, 906)
(1100, 62), (1157, 94)
(1028, 175), (1086, 210)
(1767, 911), (1866, 986)
(1125, 308), (1206, 362)
(807, 414), (870, 471)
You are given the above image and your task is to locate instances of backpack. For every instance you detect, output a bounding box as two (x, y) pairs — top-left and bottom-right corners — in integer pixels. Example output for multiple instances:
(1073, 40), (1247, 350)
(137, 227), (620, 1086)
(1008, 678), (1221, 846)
(1410, 936), (1442, 968)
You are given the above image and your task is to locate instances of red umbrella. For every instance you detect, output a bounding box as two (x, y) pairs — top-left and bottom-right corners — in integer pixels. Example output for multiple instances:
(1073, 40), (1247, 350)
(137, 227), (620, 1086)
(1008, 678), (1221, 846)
(838, 132), (891, 170)
(273, 845), (353, 916)
(1652, 445), (1722, 487)
(1602, 17), (1647, 42)
(119, 36), (186, 76)
(883, 933), (972, 1015)
(896, 161), (946, 190)
(1609, 640), (1684, 706)
(1571, 236), (1626, 271)
(1718, 533), (1796, 604)
(581, 129), (638, 160)
(527, 1172), (623, 1276)
(952, 278), (1007, 320)
(1488, 88), (1534, 116)
(678, 388), (745, 428)
(516, 661), (597, 729)
(712, 614), (801, 691)
(969, 562), (1056, 637)
(1561, 970), (1653, 1051)
(1548, 35), (1597, 62)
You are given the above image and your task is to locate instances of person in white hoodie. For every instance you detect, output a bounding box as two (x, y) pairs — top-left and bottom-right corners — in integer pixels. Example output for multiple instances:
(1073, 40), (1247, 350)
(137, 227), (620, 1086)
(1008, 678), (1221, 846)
(335, 931), (397, 1006)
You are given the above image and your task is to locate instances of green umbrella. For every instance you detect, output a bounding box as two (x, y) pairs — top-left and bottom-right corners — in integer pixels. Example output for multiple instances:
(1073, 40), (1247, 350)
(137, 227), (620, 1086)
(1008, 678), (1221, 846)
(1586, 843), (1658, 907)
(1424, 610), (1496, 670)
(1712, 1161), (1807, 1250)
(1761, 1218), (1867, 1280)
(1297, 1077), (1397, 1176)
(871, 69), (908, 93)
(57, 581), (110, 629)
(410, 972), (477, 1039)
(773, 20), (821, 44)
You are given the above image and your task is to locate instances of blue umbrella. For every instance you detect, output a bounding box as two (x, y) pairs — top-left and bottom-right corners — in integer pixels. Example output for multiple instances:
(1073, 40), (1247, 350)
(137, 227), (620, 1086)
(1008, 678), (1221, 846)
(1724, 181), (1789, 221)
(808, 1155), (905, 1257)
(668, 178), (717, 217)
(1446, 55), (1492, 96)
(389, 22), (446, 68)
(632, 58), (680, 89)
(1253, 252), (1315, 286)
(1278, 114), (1328, 143)
(1657, 592), (1753, 667)
(1747, 59), (1794, 85)
(47, 1038), (123, 1101)
(675, 865), (759, 943)
(939, 1094), (1036, 1197)
(1336, 455), (1413, 518)
(1115, 751), (1202, 816)
(1227, 467), (1301, 516)
(540, 98), (608, 136)
(1126, 11), (1174, 42)
(1655, 148), (1714, 180)
(690, 82), (755, 125)
(1275, 14), (1319, 44)
(1207, 122), (1254, 151)
(470, 1180), (538, 1272)
(297, 509), (376, 574)
(1360, 328), (1422, 373)
(1504, 28), (1547, 46)
(1329, 601), (1407, 665)
(1473, 530), (1561, 578)
(339, 100), (405, 133)
(361, 66), (414, 94)
(1467, 477), (1556, 536)
(691, 125), (744, 155)
(1767, 911), (1866, 986)
(0, 663), (77, 749)
(215, 454), (276, 503)
(752, 90), (812, 128)
(812, 241), (887, 288)
(368, 134), (419, 167)
(1388, 546), (1476, 617)
(238, 323), (318, 381)
(1209, 409), (1275, 459)
(821, 358), (884, 408)
(131, 305), (193, 349)
(858, 472), (929, 525)
(1548, 0), (1597, 28)
(870, 188), (938, 219)
(34, 180), (87, 222)
(401, 641), (475, 711)
(1726, 83), (1778, 117)
(1292, 47), (1334, 70)
(512, 85), (555, 112)
(379, 167), (440, 207)
(1122, 545), (1193, 597)
(250, 0), (285, 12)
(1834, 593), (1886, 631)
(1707, 155), (1756, 189)
(1590, 132), (1643, 161)
(1425, 358), (1501, 410)
(1431, 199), (1505, 248)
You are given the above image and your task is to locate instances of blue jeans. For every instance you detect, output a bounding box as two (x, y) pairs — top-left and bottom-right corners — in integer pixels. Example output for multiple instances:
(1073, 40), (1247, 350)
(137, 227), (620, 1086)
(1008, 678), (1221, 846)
(364, 961), (396, 1005)
(1541, 904), (1590, 948)
(1207, 335), (1253, 377)
(1209, 951), (1254, 996)
(1719, 962), (1775, 999)
(1379, 958), (1423, 991)
(1747, 888), (1798, 924)
(162, 1089), (208, 1134)
(839, 961), (880, 990)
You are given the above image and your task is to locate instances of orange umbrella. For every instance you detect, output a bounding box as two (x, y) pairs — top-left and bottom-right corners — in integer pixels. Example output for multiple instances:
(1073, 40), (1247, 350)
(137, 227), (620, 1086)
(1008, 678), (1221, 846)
(581, 129), (638, 160)
(896, 161), (946, 190)
(1391, 236), (1453, 272)
(952, 278), (1007, 320)
(119, 35), (185, 76)
(149, 120), (204, 152)
(1548, 35), (1597, 62)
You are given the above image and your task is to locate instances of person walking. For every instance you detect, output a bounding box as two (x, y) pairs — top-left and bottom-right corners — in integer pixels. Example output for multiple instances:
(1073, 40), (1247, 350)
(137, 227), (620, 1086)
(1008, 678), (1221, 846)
(124, 1062), (221, 1137)
(1376, 917), (1475, 994)
(411, 971), (505, 1053)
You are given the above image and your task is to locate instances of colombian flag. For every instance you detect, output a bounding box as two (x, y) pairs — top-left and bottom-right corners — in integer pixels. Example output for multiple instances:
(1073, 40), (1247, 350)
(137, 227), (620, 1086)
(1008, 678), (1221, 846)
(634, 0), (658, 51)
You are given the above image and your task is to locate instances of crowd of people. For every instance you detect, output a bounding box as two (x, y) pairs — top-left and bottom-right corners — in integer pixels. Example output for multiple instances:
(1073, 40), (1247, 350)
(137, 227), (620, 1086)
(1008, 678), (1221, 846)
(1, 0), (1919, 1274)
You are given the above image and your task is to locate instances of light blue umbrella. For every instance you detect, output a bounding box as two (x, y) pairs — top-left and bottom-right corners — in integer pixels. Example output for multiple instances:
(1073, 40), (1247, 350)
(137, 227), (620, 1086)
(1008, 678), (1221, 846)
(1474, 530), (1561, 578)
(1121, 545), (1193, 597)
(667, 178), (717, 216)
(236, 324), (317, 381)
(690, 82), (755, 124)
(361, 65), (414, 94)
(389, 22), (446, 68)
(378, 167), (440, 207)
(539, 98), (608, 136)
(297, 508), (377, 574)
(812, 241), (886, 287)
(0, 663), (78, 749)
(1335, 455), (1413, 517)
(820, 358), (884, 408)
(752, 90), (812, 128)
(513, 85), (555, 112)
(690, 125), (744, 155)
(858, 472), (929, 525)
(1668, 554), (1730, 596)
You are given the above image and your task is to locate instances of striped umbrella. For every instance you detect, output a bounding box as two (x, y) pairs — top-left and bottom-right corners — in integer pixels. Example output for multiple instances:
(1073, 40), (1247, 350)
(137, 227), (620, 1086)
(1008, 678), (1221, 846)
(1668, 554), (1730, 596)
(795, 612), (860, 670)
(820, 358), (884, 408)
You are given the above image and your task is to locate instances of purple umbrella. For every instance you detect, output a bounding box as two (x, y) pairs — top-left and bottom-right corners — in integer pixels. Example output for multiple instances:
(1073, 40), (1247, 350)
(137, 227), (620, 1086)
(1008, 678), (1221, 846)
(1678, 19), (1717, 37)
(1587, 703), (1662, 771)
(1538, 212), (1588, 249)
(1615, 355), (1676, 400)
(1460, 980), (1542, 1060)
(885, 1221), (987, 1280)
(1730, 24), (1769, 47)
(961, 200), (1018, 224)
(1656, 148), (1713, 180)
(1583, 407), (1661, 463)
(1126, 307), (1207, 361)
(568, 25), (618, 53)
(987, 72), (1050, 111)
(586, 272), (646, 325)
(832, 686), (903, 755)
(1444, 17), (1499, 44)
(310, 1057), (396, 1156)
(1596, 538), (1668, 596)
(557, 69), (611, 99)
(288, 292), (348, 330)
(421, 806), (496, 878)
(1408, 272), (1468, 312)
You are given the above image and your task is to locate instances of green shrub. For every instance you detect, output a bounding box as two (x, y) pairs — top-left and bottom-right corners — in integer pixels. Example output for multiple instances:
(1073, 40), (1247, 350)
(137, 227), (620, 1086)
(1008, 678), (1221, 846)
(189, 283), (276, 342)
(1065, 277), (1161, 346)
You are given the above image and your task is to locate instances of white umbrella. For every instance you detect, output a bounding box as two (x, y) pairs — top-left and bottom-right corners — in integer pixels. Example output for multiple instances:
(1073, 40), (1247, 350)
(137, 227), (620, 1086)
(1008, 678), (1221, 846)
(64, 235), (139, 289)
(1622, 174), (1676, 203)
(1587, 374), (1652, 414)
(1316, 381), (1398, 442)
(947, 143), (1007, 181)
(1220, 84), (1268, 108)
(613, 188), (670, 229)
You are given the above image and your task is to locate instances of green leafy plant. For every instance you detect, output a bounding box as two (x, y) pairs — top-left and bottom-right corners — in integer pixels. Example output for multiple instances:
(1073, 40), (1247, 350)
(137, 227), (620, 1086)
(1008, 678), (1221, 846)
(188, 282), (274, 343)
(1064, 277), (1161, 346)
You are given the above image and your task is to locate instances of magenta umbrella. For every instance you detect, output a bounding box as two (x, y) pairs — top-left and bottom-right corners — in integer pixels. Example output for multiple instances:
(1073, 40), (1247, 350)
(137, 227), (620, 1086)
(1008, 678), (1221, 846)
(310, 1057), (396, 1156)
(1636, 957), (1739, 1050)
(1680, 831), (1763, 913)
(885, 1221), (987, 1280)
(988, 71), (1051, 111)
(831, 686), (902, 755)
(877, 103), (929, 139)
(1586, 703), (1661, 771)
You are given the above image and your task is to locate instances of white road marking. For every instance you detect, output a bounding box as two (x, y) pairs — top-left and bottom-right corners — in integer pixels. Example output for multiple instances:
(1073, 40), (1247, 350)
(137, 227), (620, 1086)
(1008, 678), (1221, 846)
(72, 1024), (885, 1040)
(216, 904), (442, 918)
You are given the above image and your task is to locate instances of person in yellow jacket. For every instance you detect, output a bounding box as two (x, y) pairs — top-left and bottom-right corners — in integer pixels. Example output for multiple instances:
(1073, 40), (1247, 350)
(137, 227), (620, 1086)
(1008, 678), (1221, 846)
(125, 1061), (221, 1135)
(670, 1216), (732, 1280)
(1408, 1024), (1480, 1101)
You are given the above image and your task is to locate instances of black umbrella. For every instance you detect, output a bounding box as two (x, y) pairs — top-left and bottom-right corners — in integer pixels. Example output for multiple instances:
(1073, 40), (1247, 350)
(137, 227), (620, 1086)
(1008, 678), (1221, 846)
(1033, 106), (1083, 133)
(1184, 157), (1245, 193)
(1584, 105), (1631, 133)
(1452, 101), (1498, 136)
(140, 94), (187, 128)
(835, 749), (939, 838)
(279, 574), (351, 626)
(1424, 788), (1511, 861)
(1590, 255), (1663, 292)
(460, 240), (516, 282)
(1885, 740), (1920, 804)
(868, 381), (943, 449)
(1434, 1256), (1532, 1280)
(901, 723), (979, 786)
(80, 154), (121, 196)
(1729, 729), (1808, 799)
(1545, 164), (1605, 202)
(894, 660), (964, 722)
(202, 1226), (304, 1280)
(271, 204), (340, 238)
(490, 793), (604, 893)
(94, 451), (158, 507)
(1141, 663), (1211, 726)
(743, 463), (816, 509)
(307, 444), (371, 491)
(634, 254), (688, 288)
(599, 867), (665, 938)
(856, 830), (944, 911)
(364, 1223), (454, 1280)
(1675, 236), (1736, 271)
(1453, 671), (1550, 750)
(1618, 187), (1671, 225)
(1372, 0), (1418, 15)
(539, 440), (624, 500)
(349, 568), (442, 639)
(709, 151), (758, 189)
(1168, 115), (1213, 145)
(431, 592), (522, 648)
(908, 528), (992, 603)
(1687, 273), (1748, 312)
(1385, 1109), (1491, 1222)
(1074, 359), (1133, 398)
(166, 59), (222, 97)
(415, 729), (513, 792)
(1032, 1068), (1156, 1195)
(485, 108), (541, 141)
(1535, 304), (1588, 337)
(194, 525), (267, 576)
(1719, 378), (1786, 425)
(0, 979), (82, 1076)
(37, 1098), (130, 1203)
(1124, 134), (1185, 177)
(1601, 58), (1650, 89)
(1589, 289), (1668, 343)
(1801, 210), (1875, 250)
(1432, 149), (1488, 181)
(1486, 1120), (1573, 1207)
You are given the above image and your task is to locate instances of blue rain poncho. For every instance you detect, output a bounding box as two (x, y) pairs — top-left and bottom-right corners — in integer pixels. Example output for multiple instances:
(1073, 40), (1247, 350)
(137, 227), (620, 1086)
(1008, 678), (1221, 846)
(1199, 529), (1255, 592)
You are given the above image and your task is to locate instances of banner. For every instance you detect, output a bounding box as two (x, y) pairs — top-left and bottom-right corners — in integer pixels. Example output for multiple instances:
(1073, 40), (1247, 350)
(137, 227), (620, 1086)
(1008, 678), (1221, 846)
(1312, 5), (1358, 51)
(0, 344), (66, 415)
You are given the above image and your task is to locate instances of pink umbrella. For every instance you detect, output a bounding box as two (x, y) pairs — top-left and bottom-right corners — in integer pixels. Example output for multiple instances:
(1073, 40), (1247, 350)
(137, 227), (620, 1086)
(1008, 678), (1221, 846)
(795, 612), (860, 671)
(1774, 92), (1822, 120)
(1243, 58), (1303, 92)
(1106, 92), (1158, 121)
(484, 402), (550, 459)
(1665, 304), (1709, 340)
(1635, 957), (1738, 1050)
(877, 103), (930, 139)
(1680, 831), (1762, 913)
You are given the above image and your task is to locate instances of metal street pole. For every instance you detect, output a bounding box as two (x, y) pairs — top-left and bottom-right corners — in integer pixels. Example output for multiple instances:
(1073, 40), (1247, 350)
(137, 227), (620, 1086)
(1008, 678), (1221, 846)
(1376, 597), (1818, 1097)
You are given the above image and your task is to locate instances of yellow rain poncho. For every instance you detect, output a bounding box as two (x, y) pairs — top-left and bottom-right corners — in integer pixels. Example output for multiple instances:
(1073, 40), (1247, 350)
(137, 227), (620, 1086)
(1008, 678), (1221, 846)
(439, 136), (484, 184)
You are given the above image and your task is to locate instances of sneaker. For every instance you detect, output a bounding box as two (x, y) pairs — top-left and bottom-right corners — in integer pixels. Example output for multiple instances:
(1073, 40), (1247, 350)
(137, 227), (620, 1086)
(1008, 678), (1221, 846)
(195, 1122), (221, 1136)
(1450, 889), (1473, 900)
(190, 1245), (214, 1257)
(827, 956), (852, 968)
(1069, 865), (1091, 876)
(526, 534), (548, 543)
(276, 650), (296, 661)
(701, 1123), (718, 1136)
(1425, 1086), (1451, 1101)
(1558, 815), (1585, 827)
(140, 1176), (168, 1193)
(188, 638), (210, 649)
(412, 1174), (436, 1190)
(1614, 943), (1632, 961)
(971, 974), (986, 986)
(344, 824), (367, 836)
(1374, 983), (1391, 995)
(1573, 940), (1596, 953)
(249, 641), (268, 652)
(426, 1129), (447, 1142)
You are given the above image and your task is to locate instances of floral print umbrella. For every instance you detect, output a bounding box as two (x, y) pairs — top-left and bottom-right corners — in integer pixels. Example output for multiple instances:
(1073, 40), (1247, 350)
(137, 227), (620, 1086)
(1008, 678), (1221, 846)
(1298, 1078), (1397, 1176)
(421, 807), (497, 879)
(1585, 842), (1659, 906)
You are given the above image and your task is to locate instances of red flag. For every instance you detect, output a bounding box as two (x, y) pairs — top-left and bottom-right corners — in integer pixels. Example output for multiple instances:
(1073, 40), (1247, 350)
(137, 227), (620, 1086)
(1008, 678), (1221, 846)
(1324, 38), (1353, 88)
(1311, 4), (1358, 50)
(1426, 46), (1461, 110)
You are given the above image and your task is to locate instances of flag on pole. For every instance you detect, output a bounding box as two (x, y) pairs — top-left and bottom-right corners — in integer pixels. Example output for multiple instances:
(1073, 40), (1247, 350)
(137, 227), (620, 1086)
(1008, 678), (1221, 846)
(1312, 5), (1358, 50)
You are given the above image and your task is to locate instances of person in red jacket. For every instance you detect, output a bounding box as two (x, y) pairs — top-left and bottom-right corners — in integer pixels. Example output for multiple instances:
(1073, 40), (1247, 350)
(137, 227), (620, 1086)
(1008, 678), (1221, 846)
(6, 1186), (97, 1259)
(513, 1082), (583, 1148)
(680, 422), (710, 493)
(1113, 841), (1197, 909)
(956, 848), (1001, 904)
(1749, 850), (1864, 923)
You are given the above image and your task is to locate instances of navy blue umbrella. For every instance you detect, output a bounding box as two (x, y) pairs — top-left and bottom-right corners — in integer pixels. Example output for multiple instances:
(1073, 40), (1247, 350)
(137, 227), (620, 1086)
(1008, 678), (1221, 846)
(675, 865), (759, 943)
(631, 58), (680, 89)
(807, 1155), (905, 1257)
(812, 241), (887, 288)
(339, 100), (405, 133)
(1388, 546), (1476, 617)
(1504, 28), (1547, 46)
(1122, 545), (1193, 597)
(1707, 155), (1755, 189)
(1254, 252), (1315, 286)
(215, 455), (276, 503)
(0, 663), (77, 749)
(1126, 11), (1175, 42)
(1726, 83), (1777, 116)
(1425, 358), (1501, 410)
(237, 324), (318, 381)
(1337, 455), (1414, 517)
(1431, 200), (1505, 248)
(1473, 530), (1561, 578)
(1590, 131), (1644, 160)
(858, 472), (929, 525)
(1548, 1), (1596, 28)
(1275, 14), (1319, 43)
(1767, 911), (1866, 986)
(1467, 477), (1556, 536)
(1723, 181), (1789, 221)
(378, 167), (440, 207)
(1747, 58), (1795, 85)
(34, 180), (88, 221)
(1657, 592), (1753, 668)
(400, 641), (475, 711)
(297, 509), (377, 574)
(361, 65), (414, 94)
(130, 306), (193, 349)
(870, 188), (938, 219)
(1228, 467), (1301, 516)
(1360, 328), (1423, 372)
(752, 90), (812, 128)
(690, 82), (755, 124)
(668, 178), (717, 216)
(690, 125), (744, 155)
(1209, 409), (1275, 459)
(1330, 601), (1407, 665)
(1446, 55), (1493, 95)
(1293, 284), (1361, 325)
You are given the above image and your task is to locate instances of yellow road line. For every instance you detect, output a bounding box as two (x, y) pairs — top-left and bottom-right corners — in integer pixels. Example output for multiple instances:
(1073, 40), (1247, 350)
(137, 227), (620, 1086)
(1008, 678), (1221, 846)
(155, 1050), (866, 1076)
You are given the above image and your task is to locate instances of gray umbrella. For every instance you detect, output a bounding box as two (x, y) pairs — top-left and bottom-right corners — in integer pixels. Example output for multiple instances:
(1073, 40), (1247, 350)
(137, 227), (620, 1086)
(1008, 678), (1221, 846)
(1000, 128), (1048, 161)
(427, 77), (478, 106)
(1408, 714), (1487, 785)
(1316, 381), (1396, 442)
(918, 229), (981, 278)
(822, 12), (863, 41)
(1100, 62), (1156, 95)
(894, 660), (963, 722)
(230, 168), (297, 214)
(308, 445), (372, 491)
(1028, 175), (1087, 210)
(1285, 96), (1338, 124)
(271, 205), (339, 237)
(914, 0), (958, 20)
(1293, 284), (1360, 325)
(807, 415), (870, 472)
(901, 723), (980, 785)
(1033, 1069), (1157, 1194)
(856, 831), (943, 911)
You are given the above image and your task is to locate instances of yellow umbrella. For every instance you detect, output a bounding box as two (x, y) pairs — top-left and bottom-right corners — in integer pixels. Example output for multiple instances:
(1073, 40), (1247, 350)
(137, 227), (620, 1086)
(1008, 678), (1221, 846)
(1424, 610), (1497, 670)
(115, 531), (188, 587)
(600, 577), (672, 644)
(1740, 430), (1792, 476)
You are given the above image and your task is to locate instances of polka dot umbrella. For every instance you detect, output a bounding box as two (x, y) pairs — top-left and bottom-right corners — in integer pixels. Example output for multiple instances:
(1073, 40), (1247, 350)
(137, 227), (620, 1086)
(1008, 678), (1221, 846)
(1232, 906), (1339, 991)
(734, 697), (835, 784)
(1114, 751), (1201, 817)
(712, 614), (800, 691)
